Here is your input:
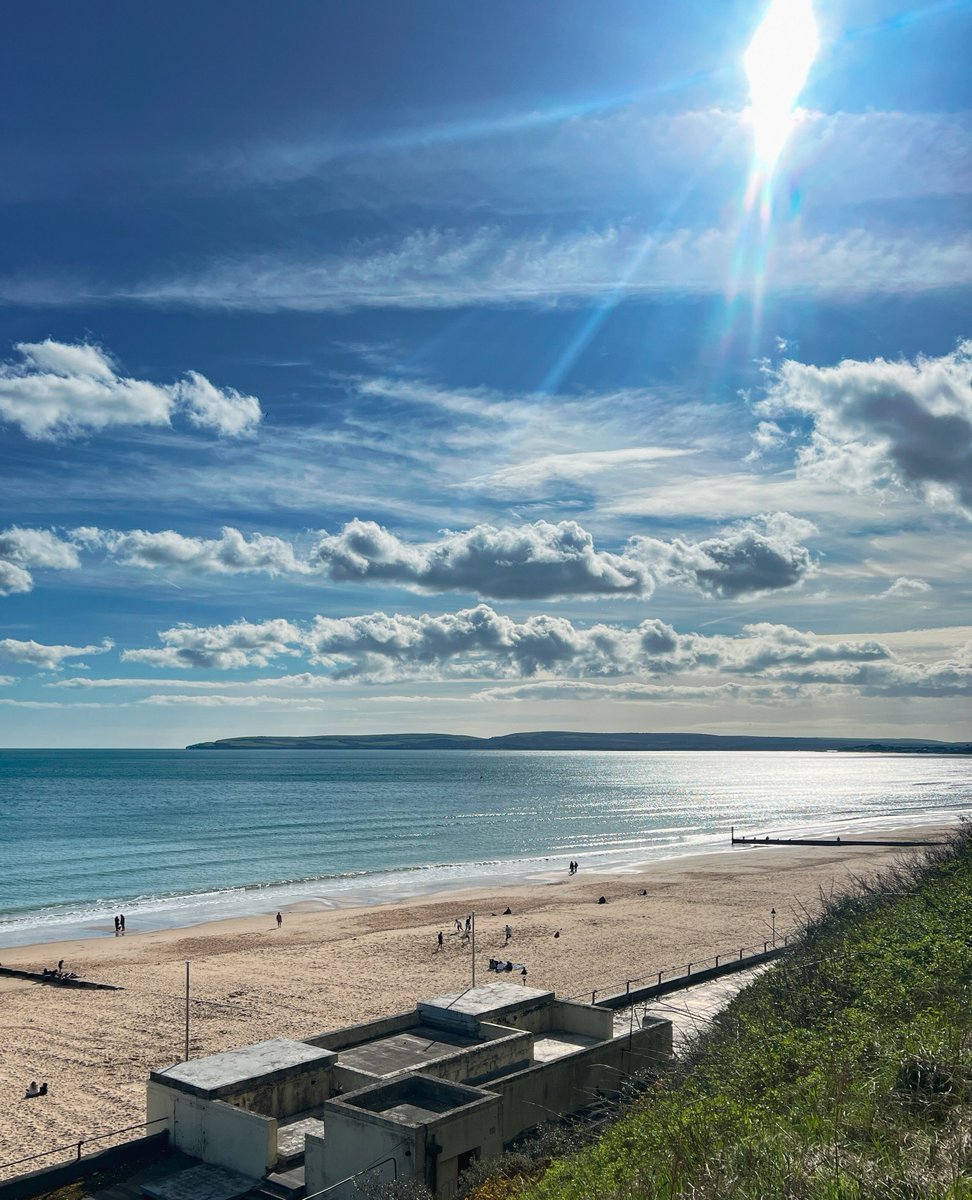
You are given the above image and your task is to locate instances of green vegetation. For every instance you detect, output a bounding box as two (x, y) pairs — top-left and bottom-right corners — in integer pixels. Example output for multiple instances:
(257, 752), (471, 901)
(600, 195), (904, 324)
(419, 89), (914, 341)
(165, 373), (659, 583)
(478, 830), (972, 1200)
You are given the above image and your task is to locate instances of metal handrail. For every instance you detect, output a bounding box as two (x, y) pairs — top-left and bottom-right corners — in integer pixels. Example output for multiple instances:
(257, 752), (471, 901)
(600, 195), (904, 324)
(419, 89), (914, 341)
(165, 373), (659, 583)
(0, 1116), (169, 1173)
(570, 933), (790, 1004)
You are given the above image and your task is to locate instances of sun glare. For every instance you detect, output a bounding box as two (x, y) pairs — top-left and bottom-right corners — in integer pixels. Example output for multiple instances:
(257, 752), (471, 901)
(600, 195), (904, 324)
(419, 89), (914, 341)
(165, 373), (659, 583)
(745, 0), (819, 167)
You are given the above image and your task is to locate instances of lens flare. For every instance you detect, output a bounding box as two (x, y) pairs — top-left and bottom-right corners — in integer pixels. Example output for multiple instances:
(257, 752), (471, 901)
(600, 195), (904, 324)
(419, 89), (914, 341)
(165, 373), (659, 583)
(745, 0), (819, 167)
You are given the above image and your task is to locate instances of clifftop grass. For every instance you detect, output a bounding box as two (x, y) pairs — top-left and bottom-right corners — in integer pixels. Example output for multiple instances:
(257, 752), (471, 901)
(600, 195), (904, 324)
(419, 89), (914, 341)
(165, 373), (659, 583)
(505, 829), (972, 1200)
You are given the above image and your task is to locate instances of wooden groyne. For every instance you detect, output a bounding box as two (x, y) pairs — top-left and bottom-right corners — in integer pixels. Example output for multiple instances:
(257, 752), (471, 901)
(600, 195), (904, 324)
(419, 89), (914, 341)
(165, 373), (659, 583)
(0, 966), (122, 991)
(731, 827), (946, 849)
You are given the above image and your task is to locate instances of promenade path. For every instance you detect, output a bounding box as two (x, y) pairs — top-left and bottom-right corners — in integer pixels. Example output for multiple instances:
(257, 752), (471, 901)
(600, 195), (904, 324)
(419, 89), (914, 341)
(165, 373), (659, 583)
(612, 964), (767, 1050)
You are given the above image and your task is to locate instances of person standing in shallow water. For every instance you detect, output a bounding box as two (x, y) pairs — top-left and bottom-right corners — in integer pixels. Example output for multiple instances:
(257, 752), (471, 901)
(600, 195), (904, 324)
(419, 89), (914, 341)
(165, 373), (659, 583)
(119, 913), (125, 933)
(113, 915), (120, 935)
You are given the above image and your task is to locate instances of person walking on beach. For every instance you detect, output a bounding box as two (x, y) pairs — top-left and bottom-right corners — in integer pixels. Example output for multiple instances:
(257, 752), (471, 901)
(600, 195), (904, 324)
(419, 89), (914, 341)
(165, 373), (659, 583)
(436, 931), (444, 951)
(113, 915), (120, 935)
(276, 911), (283, 928)
(504, 923), (512, 944)
(119, 914), (126, 933)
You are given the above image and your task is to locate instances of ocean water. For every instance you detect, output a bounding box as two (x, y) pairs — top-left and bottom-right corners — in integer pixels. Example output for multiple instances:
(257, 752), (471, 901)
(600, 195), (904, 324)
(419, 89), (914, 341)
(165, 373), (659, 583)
(0, 749), (969, 947)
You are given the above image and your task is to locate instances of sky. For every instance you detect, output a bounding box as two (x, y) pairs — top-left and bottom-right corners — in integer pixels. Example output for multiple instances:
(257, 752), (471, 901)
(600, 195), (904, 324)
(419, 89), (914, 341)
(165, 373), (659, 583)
(0, 0), (970, 748)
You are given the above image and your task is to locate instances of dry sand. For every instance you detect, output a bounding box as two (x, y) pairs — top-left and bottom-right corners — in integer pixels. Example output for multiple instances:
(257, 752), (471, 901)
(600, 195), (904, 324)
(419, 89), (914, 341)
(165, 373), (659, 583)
(0, 829), (954, 1173)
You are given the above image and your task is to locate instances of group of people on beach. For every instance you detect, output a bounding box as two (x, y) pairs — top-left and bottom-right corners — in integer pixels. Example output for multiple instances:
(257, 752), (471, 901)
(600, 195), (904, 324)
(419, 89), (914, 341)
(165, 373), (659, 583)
(41, 959), (77, 980)
(568, 860), (579, 875)
(25, 1080), (48, 1098)
(112, 913), (126, 935)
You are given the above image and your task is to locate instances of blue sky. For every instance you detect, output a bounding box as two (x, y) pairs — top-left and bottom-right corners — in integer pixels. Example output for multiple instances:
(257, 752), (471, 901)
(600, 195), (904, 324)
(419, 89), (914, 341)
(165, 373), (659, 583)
(0, 0), (970, 747)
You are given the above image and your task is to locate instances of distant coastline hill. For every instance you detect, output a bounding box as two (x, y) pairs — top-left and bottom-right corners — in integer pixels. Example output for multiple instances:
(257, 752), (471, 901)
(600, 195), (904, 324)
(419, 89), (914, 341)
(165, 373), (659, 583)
(186, 731), (972, 753)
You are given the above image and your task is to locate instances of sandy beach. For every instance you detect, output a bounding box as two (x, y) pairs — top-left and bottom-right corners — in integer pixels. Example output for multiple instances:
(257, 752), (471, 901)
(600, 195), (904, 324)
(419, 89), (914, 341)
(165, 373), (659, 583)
(0, 828), (956, 1174)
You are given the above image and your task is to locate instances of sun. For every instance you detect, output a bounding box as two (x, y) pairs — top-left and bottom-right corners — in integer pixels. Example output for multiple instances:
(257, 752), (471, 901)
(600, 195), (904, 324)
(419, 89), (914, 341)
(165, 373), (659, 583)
(744, 0), (819, 168)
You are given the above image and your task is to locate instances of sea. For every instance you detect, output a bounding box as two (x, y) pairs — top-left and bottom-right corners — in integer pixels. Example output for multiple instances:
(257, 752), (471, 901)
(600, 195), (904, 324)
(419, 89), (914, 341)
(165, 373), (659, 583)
(1, 749), (969, 948)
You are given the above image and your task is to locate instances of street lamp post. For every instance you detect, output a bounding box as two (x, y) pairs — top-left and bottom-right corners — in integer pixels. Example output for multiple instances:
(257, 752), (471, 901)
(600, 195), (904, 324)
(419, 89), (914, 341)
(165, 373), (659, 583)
(770, 908), (777, 947)
(184, 960), (190, 1061)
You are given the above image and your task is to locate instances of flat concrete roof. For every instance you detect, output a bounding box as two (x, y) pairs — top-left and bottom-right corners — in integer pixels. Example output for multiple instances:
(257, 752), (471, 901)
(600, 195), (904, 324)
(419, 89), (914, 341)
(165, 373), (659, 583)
(142, 1163), (258, 1200)
(151, 1038), (334, 1099)
(532, 1030), (600, 1063)
(419, 982), (553, 1031)
(338, 1024), (480, 1077)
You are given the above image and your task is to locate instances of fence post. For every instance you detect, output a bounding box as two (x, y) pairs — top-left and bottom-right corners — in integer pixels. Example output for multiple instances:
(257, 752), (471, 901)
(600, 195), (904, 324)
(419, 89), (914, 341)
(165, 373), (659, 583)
(764, 941), (768, 953)
(592, 990), (597, 1004)
(687, 962), (692, 977)
(626, 980), (630, 995)
(77, 1140), (83, 1161)
(739, 947), (744, 961)
(715, 955), (720, 968)
(657, 970), (662, 986)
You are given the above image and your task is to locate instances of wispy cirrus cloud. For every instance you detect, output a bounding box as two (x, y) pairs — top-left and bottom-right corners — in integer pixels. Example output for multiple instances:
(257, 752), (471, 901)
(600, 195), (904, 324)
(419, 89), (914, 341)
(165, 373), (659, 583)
(207, 105), (971, 214)
(0, 339), (262, 439)
(117, 225), (971, 313)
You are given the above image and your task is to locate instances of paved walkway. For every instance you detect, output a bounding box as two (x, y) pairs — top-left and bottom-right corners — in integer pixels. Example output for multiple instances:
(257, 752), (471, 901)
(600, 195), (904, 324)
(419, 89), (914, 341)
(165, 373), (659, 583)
(612, 965), (767, 1051)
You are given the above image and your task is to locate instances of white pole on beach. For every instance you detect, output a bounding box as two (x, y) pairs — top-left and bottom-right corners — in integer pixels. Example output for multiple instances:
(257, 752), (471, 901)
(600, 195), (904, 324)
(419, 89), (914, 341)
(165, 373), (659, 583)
(185, 960), (190, 1061)
(471, 913), (476, 988)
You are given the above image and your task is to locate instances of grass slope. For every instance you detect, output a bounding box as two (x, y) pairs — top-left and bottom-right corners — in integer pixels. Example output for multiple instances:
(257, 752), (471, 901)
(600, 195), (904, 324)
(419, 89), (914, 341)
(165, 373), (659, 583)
(497, 831), (972, 1200)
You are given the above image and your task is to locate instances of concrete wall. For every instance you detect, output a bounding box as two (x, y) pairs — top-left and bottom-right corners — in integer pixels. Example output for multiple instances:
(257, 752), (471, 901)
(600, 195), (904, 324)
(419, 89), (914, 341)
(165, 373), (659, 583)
(306, 1090), (503, 1200)
(423, 1026), (533, 1087)
(426, 1096), (502, 1200)
(146, 1082), (278, 1178)
(222, 1064), (331, 1118)
(306, 1010), (417, 1052)
(493, 999), (611, 1040)
(305, 1117), (412, 1200)
(491, 1021), (671, 1144)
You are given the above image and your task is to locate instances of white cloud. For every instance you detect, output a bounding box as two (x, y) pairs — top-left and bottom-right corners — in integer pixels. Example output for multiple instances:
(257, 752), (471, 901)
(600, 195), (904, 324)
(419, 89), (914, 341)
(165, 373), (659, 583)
(109, 604), (972, 702)
(300, 604), (890, 683)
(875, 577), (932, 600)
(45, 515), (813, 602)
(0, 526), (80, 595)
(0, 637), (113, 670)
(627, 513), (816, 598)
(0, 561), (32, 596)
(757, 341), (972, 515)
(122, 619), (302, 669)
(0, 339), (262, 439)
(315, 519), (651, 600)
(177, 371), (264, 437)
(91, 526), (307, 576)
(127, 225), (972, 312)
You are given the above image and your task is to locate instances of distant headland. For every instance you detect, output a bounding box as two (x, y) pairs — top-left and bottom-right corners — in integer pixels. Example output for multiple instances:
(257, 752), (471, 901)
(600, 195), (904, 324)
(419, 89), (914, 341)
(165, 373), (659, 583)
(186, 731), (972, 753)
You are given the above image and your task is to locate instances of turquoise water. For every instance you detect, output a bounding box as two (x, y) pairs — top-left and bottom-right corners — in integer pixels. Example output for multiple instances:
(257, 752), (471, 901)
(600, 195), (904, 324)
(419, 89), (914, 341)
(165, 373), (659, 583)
(1, 749), (969, 946)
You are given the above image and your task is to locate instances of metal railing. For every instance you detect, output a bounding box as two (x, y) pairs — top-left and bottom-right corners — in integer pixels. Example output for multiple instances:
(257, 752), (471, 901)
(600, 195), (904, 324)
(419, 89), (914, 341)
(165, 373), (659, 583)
(568, 934), (790, 1006)
(0, 1116), (168, 1175)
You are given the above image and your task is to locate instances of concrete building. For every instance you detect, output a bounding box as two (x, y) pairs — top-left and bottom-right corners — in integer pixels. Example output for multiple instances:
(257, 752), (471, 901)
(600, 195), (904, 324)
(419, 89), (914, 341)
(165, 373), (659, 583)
(147, 982), (671, 1200)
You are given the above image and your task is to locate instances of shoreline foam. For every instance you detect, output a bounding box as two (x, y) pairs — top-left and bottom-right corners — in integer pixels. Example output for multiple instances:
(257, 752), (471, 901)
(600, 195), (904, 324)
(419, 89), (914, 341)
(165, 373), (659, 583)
(0, 807), (964, 950)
